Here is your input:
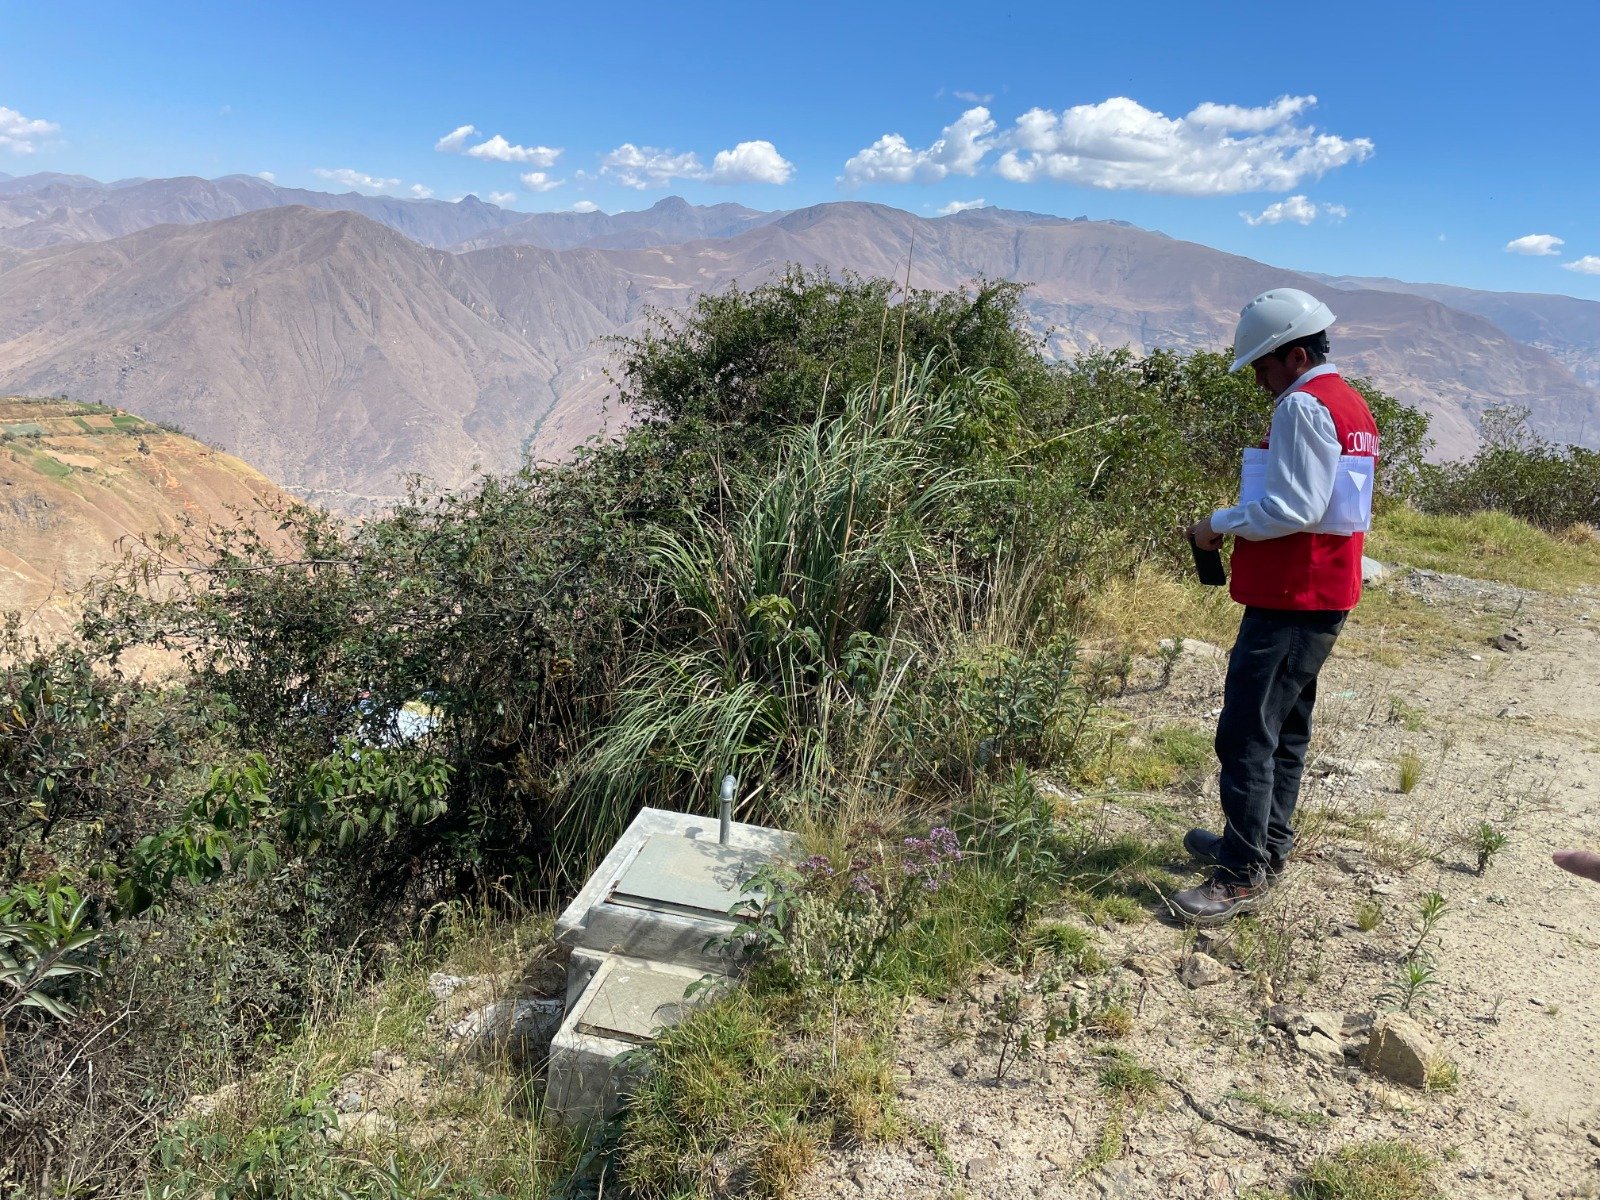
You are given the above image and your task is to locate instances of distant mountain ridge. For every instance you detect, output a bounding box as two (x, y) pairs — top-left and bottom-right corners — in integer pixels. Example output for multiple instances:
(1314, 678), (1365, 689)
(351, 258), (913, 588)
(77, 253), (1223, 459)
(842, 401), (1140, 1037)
(0, 174), (1595, 508)
(1315, 273), (1600, 392)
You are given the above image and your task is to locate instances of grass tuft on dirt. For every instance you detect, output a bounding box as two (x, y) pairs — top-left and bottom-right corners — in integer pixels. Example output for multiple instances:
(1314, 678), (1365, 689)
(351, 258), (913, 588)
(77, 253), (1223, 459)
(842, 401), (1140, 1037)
(1291, 1139), (1441, 1200)
(1368, 506), (1600, 593)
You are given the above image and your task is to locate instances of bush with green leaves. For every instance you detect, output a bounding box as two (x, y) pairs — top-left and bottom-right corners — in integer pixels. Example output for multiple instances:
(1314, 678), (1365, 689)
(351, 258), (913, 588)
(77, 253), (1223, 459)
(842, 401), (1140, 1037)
(1419, 405), (1600, 531)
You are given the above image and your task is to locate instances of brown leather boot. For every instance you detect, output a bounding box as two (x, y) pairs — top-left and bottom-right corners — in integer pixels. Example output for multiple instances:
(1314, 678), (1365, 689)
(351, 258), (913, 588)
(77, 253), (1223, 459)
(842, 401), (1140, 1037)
(1169, 872), (1267, 926)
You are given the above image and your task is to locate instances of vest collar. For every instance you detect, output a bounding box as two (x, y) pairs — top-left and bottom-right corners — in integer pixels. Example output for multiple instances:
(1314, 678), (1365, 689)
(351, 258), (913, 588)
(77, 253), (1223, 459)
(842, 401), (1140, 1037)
(1275, 362), (1340, 403)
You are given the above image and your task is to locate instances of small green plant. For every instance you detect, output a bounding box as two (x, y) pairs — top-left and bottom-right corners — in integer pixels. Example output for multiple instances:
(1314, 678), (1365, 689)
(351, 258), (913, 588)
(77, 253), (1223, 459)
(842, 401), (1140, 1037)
(1407, 892), (1449, 962)
(1293, 1138), (1440, 1200)
(1027, 921), (1107, 974)
(734, 825), (965, 988)
(1077, 1050), (1162, 1175)
(979, 970), (1130, 1079)
(1095, 1049), (1161, 1104)
(1387, 696), (1427, 732)
(1155, 636), (1185, 688)
(1225, 1089), (1328, 1129)
(1380, 958), (1438, 1015)
(0, 881), (101, 1022)
(1354, 899), (1385, 932)
(1397, 751), (1424, 795)
(1472, 821), (1508, 875)
(1422, 1055), (1459, 1094)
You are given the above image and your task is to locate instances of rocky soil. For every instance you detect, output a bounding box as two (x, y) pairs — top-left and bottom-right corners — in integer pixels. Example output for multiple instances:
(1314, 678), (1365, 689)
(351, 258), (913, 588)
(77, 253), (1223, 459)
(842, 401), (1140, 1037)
(800, 568), (1600, 1200)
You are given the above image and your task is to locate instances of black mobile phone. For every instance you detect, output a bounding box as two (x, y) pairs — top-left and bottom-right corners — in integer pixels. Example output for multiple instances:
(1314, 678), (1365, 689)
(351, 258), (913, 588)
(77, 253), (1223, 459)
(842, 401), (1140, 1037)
(1189, 535), (1227, 587)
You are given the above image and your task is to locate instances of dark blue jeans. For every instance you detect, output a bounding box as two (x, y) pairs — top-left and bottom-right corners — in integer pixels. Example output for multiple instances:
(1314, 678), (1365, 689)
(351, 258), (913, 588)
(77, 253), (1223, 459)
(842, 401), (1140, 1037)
(1214, 606), (1347, 884)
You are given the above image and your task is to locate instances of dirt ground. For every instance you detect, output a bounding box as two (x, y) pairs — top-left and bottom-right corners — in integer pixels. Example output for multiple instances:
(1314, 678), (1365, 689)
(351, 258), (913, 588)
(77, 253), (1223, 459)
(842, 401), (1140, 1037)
(799, 568), (1600, 1199)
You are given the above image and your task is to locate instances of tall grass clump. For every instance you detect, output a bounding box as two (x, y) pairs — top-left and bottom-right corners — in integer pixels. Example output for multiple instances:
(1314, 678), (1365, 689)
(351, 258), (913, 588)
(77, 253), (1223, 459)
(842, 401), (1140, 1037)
(562, 359), (1006, 841)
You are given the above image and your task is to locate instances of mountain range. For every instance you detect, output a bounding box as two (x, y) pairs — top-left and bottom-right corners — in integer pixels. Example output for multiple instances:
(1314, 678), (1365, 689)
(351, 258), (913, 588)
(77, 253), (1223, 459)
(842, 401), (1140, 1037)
(0, 172), (1595, 508)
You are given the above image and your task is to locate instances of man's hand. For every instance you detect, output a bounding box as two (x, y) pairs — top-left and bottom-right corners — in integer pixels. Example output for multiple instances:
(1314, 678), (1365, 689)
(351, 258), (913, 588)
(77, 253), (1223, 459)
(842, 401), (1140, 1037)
(1553, 849), (1600, 884)
(1187, 516), (1224, 551)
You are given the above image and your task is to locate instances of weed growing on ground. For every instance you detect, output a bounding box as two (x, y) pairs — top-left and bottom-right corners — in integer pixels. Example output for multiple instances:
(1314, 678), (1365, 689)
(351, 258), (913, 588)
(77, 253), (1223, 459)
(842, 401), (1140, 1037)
(1077, 1049), (1162, 1174)
(616, 985), (901, 1200)
(1224, 1089), (1328, 1129)
(1232, 902), (1327, 1002)
(1381, 959), (1439, 1016)
(1354, 899), (1385, 932)
(1397, 751), (1424, 795)
(1423, 1056), (1460, 1094)
(1472, 821), (1509, 875)
(1026, 921), (1107, 974)
(1292, 1138), (1441, 1200)
(979, 968), (1131, 1080)
(1387, 696), (1427, 732)
(1364, 828), (1436, 874)
(1408, 893), (1449, 962)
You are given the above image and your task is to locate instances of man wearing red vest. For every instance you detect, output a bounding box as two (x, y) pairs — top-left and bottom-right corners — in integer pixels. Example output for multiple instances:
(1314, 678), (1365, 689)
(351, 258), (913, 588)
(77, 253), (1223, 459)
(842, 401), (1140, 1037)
(1174, 288), (1380, 925)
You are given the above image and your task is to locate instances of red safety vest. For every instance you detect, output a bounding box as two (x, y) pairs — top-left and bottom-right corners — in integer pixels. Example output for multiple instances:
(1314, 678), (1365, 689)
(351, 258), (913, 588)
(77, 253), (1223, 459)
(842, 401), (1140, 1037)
(1229, 372), (1380, 612)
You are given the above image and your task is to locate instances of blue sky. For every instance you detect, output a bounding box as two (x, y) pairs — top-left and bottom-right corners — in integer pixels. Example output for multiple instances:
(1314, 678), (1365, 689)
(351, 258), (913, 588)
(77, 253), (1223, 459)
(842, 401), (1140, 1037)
(3, 0), (1596, 298)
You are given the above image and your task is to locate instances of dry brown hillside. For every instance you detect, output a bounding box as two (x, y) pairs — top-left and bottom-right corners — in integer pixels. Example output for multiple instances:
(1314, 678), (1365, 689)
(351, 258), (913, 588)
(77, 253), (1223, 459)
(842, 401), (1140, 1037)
(0, 396), (294, 638)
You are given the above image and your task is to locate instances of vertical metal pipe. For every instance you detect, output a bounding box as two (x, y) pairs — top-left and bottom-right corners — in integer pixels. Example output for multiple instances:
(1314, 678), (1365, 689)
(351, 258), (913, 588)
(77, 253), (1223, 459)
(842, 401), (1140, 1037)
(718, 774), (737, 845)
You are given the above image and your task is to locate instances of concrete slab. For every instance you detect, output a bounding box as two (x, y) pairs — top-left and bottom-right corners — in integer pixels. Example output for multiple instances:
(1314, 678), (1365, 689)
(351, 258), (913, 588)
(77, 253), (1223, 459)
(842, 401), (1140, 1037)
(545, 954), (725, 1126)
(554, 806), (799, 974)
(545, 806), (798, 1126)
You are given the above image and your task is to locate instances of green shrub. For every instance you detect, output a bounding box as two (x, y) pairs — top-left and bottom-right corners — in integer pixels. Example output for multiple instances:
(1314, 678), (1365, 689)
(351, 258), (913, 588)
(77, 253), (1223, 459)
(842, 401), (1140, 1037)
(1419, 405), (1600, 530)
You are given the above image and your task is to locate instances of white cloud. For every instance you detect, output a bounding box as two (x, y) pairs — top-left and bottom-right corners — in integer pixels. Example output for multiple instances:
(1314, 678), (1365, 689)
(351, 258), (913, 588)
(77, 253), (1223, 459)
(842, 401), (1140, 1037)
(0, 105), (59, 154)
(1564, 255), (1600, 276)
(313, 167), (401, 194)
(464, 134), (561, 166)
(995, 94), (1373, 195)
(257, 171), (276, 183)
(434, 124), (477, 153)
(487, 191), (518, 206)
(409, 183), (434, 199)
(937, 198), (988, 215)
(600, 143), (706, 189)
(841, 107), (996, 186)
(1186, 94), (1316, 133)
(435, 124), (562, 166)
(1241, 194), (1346, 226)
(1505, 233), (1564, 256)
(571, 200), (599, 213)
(954, 89), (994, 104)
(520, 171), (564, 193)
(707, 140), (794, 185)
(218, 104), (233, 117)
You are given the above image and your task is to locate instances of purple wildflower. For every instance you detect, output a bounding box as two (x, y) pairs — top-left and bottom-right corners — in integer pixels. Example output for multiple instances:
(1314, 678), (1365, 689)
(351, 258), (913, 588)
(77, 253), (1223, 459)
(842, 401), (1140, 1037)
(797, 854), (837, 880)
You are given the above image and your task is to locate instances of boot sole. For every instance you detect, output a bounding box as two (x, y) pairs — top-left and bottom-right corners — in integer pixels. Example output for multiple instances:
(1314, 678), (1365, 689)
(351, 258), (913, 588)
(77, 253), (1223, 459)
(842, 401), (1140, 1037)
(1173, 891), (1266, 927)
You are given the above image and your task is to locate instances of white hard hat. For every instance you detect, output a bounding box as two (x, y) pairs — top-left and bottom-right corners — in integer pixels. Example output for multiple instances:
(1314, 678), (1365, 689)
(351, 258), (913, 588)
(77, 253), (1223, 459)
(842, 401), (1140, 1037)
(1229, 288), (1337, 373)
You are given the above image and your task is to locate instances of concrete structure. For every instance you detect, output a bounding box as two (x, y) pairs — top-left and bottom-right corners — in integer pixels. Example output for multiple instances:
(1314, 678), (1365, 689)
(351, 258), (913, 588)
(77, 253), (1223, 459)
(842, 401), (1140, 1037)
(545, 805), (798, 1125)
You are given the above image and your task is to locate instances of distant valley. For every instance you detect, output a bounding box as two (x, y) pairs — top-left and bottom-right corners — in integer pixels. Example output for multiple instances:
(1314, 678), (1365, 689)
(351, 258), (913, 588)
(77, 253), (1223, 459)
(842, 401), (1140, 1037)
(0, 172), (1596, 508)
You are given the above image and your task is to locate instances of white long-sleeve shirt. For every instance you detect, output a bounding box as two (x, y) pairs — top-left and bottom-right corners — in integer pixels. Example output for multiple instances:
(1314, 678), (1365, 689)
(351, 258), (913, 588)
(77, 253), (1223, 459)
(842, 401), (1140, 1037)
(1210, 363), (1343, 541)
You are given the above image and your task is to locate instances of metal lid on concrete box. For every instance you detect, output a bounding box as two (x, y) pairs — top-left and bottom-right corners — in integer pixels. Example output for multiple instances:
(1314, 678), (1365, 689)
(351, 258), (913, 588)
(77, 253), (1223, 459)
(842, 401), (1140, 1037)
(571, 957), (721, 1044)
(609, 835), (768, 919)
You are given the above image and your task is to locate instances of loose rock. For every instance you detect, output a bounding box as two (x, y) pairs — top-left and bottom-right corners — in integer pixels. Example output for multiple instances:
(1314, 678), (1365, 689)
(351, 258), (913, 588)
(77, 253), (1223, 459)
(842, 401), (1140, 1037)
(1491, 626), (1532, 653)
(447, 998), (564, 1063)
(1296, 1030), (1346, 1066)
(1361, 1013), (1437, 1088)
(1180, 952), (1225, 988)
